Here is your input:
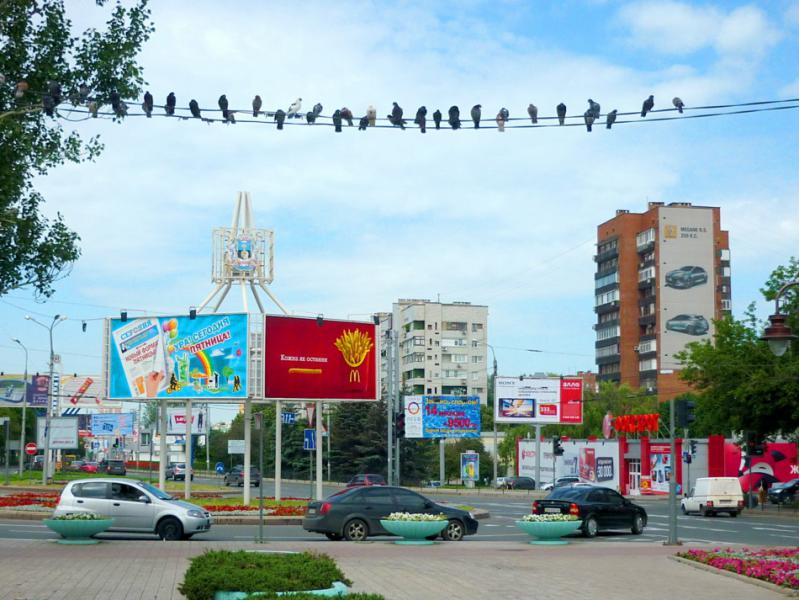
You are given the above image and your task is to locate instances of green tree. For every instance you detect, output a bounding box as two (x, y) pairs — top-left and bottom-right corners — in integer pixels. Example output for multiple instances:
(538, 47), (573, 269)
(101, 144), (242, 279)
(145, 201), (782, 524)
(1, 0), (154, 297)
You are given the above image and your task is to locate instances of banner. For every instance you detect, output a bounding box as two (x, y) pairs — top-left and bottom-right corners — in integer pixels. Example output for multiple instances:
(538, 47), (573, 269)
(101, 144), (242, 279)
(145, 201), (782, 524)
(517, 438), (619, 489)
(58, 375), (121, 409)
(0, 375), (49, 407)
(404, 395), (480, 439)
(90, 413), (135, 437)
(495, 377), (583, 424)
(107, 313), (249, 399)
(37, 416), (79, 449)
(461, 452), (479, 482)
(648, 444), (672, 494)
(263, 316), (377, 401)
(167, 407), (206, 435)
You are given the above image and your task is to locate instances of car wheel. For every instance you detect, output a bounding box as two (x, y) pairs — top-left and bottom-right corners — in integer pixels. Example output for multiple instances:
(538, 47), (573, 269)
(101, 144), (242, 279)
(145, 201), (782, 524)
(324, 533), (343, 541)
(156, 517), (183, 541)
(582, 515), (599, 538)
(343, 518), (368, 542)
(442, 519), (465, 541)
(631, 514), (644, 535)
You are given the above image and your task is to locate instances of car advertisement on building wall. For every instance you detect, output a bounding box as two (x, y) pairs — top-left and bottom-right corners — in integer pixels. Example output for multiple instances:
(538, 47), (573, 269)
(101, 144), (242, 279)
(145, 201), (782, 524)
(57, 375), (121, 409)
(495, 376), (583, 424)
(659, 206), (715, 367)
(403, 395), (480, 438)
(722, 441), (799, 493)
(264, 316), (377, 401)
(517, 438), (619, 490)
(106, 314), (249, 400)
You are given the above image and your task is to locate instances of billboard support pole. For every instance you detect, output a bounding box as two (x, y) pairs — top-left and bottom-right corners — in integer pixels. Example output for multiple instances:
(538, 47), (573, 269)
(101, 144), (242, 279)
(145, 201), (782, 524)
(159, 397), (167, 491)
(275, 400), (282, 501)
(385, 329), (394, 486)
(535, 424), (542, 489)
(315, 400), (323, 500)
(243, 399), (252, 505)
(439, 439), (445, 484)
(185, 398), (192, 500)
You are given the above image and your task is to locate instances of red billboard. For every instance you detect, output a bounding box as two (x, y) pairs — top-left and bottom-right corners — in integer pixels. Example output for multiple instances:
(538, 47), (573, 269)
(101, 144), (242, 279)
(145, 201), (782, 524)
(264, 316), (378, 401)
(559, 378), (583, 424)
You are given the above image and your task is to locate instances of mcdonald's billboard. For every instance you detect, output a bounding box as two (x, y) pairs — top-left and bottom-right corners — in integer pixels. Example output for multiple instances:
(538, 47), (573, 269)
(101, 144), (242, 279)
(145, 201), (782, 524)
(263, 316), (378, 401)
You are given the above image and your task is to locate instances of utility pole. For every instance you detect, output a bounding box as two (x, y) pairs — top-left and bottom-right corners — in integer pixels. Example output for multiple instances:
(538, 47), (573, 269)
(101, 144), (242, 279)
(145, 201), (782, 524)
(385, 327), (394, 485)
(12, 339), (28, 476)
(666, 395), (680, 545)
(486, 345), (498, 486)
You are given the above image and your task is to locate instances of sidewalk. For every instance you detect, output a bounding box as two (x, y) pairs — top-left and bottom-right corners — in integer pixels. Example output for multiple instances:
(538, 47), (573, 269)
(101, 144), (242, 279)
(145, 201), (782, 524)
(0, 538), (790, 600)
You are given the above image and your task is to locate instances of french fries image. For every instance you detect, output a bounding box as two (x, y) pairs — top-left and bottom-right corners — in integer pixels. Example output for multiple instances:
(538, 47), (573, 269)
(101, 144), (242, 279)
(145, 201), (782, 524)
(334, 329), (374, 382)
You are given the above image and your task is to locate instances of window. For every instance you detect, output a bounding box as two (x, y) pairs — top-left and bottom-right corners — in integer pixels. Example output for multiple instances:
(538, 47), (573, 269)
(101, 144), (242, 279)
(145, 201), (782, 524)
(471, 340), (479, 348)
(443, 321), (467, 332)
(636, 228), (655, 248)
(443, 369), (459, 378)
(427, 324), (432, 330)
(596, 325), (620, 341)
(363, 488), (395, 505)
(452, 354), (468, 363)
(598, 256), (618, 272)
(638, 266), (655, 282)
(73, 482), (108, 499)
(595, 271), (619, 289)
(595, 289), (619, 307)
(599, 363), (620, 375)
(111, 483), (143, 502)
(721, 299), (731, 311)
(720, 249), (730, 261)
(597, 239), (618, 254)
(471, 355), (483, 363)
(637, 339), (656, 353)
(598, 310), (619, 324)
(471, 323), (484, 332)
(413, 337), (424, 346)
(639, 358), (657, 371)
(722, 266), (731, 277)
(595, 344), (619, 359)
(393, 489), (427, 511)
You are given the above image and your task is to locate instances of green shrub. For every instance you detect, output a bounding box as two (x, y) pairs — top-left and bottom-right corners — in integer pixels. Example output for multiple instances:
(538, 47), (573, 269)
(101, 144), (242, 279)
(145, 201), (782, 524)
(243, 594), (385, 600)
(178, 551), (351, 600)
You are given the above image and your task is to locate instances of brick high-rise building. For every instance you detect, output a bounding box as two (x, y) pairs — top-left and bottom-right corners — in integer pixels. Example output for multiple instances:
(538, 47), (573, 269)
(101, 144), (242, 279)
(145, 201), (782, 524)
(594, 202), (731, 399)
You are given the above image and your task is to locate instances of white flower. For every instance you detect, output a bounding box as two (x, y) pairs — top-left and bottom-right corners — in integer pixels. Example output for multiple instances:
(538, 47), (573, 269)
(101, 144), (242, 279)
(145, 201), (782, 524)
(384, 512), (447, 522)
(520, 513), (579, 522)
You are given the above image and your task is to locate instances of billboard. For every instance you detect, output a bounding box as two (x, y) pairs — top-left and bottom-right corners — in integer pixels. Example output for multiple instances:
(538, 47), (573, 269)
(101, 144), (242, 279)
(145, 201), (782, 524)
(461, 452), (479, 482)
(37, 416), (79, 449)
(518, 438), (619, 489)
(659, 207), (716, 367)
(57, 375), (121, 409)
(404, 396), (481, 439)
(106, 313), (249, 399)
(0, 375), (49, 408)
(90, 413), (135, 437)
(263, 316), (377, 401)
(167, 407), (206, 435)
(494, 377), (583, 424)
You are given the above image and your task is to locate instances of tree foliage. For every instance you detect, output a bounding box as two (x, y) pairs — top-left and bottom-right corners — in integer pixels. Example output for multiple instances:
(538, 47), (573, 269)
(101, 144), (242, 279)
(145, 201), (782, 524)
(0, 0), (154, 297)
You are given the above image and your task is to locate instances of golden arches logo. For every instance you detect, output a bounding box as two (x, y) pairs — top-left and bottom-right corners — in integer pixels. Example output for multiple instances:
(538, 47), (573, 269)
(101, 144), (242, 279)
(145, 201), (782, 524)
(334, 329), (374, 383)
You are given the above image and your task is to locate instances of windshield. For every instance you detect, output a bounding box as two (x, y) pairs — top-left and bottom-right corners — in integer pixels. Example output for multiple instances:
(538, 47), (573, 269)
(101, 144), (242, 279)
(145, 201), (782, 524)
(136, 482), (174, 501)
(549, 487), (589, 500)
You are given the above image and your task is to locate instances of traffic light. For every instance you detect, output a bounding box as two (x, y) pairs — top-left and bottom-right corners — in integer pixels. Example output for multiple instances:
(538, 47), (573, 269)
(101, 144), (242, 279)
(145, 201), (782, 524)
(675, 399), (696, 428)
(552, 436), (564, 456)
(395, 413), (405, 439)
(744, 431), (765, 456)
(689, 440), (697, 456)
(682, 451), (692, 464)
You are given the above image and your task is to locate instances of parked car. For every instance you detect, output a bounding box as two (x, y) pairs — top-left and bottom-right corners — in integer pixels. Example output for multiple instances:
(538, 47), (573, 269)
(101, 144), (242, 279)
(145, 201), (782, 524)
(681, 477), (744, 517)
(67, 460), (86, 472)
(666, 314), (709, 336)
(495, 476), (510, 489)
(665, 266), (708, 289)
(79, 462), (98, 473)
(533, 484), (647, 537)
(346, 474), (386, 487)
(99, 459), (127, 476)
(53, 478), (212, 540)
(768, 479), (799, 505)
(166, 463), (194, 481)
(501, 476), (536, 490)
(541, 476), (580, 491)
(31, 455), (44, 470)
(224, 465), (262, 487)
(303, 485), (478, 542)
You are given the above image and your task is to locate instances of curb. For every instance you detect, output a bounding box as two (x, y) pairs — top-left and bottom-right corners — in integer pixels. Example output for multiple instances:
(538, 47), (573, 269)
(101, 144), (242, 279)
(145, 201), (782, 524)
(669, 555), (799, 597)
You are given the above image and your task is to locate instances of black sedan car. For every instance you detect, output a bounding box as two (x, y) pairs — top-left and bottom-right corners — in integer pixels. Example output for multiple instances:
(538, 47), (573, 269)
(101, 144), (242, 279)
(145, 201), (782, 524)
(768, 479), (799, 505)
(502, 476), (536, 490)
(224, 465), (262, 487)
(303, 485), (478, 542)
(533, 485), (647, 538)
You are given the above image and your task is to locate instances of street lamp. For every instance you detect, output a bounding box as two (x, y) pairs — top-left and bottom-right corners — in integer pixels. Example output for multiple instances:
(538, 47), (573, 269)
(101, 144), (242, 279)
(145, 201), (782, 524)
(25, 314), (68, 484)
(484, 344), (499, 487)
(11, 338), (28, 476)
(761, 281), (798, 356)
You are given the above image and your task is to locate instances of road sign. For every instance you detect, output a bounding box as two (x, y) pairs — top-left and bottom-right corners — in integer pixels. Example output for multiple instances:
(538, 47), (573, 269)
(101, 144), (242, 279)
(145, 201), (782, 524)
(303, 428), (316, 451)
(215, 461), (225, 474)
(228, 439), (245, 454)
(25, 442), (37, 455)
(281, 412), (296, 425)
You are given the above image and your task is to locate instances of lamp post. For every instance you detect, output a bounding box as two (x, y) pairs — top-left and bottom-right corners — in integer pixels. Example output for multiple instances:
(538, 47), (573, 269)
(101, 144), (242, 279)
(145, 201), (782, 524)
(12, 338), (28, 476)
(25, 314), (68, 484)
(761, 281), (798, 356)
(485, 344), (498, 487)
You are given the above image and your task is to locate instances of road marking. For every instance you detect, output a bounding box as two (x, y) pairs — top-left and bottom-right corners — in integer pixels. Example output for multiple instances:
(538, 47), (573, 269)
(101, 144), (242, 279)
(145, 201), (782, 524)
(2, 523), (46, 528)
(753, 525), (799, 531)
(769, 534), (799, 539)
(482, 524), (500, 527)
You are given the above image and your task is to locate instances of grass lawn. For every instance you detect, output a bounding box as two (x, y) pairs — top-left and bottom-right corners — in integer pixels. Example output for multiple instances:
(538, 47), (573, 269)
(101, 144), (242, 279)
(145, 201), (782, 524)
(6, 471), (219, 492)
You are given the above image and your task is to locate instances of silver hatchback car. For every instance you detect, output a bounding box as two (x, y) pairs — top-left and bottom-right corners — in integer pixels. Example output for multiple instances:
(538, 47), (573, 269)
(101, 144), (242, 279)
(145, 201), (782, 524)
(53, 478), (212, 540)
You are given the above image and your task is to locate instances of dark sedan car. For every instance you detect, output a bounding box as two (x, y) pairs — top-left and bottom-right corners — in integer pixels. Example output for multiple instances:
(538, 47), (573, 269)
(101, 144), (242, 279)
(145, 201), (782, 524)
(98, 459), (127, 476)
(533, 485), (647, 538)
(503, 476), (536, 490)
(224, 465), (262, 487)
(769, 479), (799, 505)
(303, 485), (478, 542)
(665, 266), (708, 289)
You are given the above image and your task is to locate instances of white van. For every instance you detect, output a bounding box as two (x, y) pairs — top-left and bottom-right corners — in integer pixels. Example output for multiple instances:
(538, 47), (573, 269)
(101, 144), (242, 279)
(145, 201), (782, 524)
(681, 477), (744, 517)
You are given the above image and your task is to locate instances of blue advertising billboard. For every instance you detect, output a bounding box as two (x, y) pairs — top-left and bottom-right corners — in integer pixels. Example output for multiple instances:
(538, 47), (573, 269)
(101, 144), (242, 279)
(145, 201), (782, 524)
(107, 313), (248, 399)
(90, 413), (135, 436)
(404, 395), (480, 439)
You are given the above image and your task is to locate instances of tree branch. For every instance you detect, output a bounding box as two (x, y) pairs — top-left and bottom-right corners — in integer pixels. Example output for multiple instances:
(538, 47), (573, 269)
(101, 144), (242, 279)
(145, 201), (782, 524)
(0, 105), (44, 122)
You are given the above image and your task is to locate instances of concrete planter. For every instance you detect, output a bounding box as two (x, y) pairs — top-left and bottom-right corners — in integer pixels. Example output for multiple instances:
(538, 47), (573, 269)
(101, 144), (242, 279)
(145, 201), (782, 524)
(43, 518), (114, 544)
(379, 519), (447, 545)
(214, 581), (349, 598)
(514, 519), (581, 545)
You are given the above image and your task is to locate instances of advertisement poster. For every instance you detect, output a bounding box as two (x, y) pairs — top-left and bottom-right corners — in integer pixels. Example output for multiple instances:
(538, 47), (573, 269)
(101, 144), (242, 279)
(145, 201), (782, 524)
(517, 438), (619, 489)
(723, 441), (799, 492)
(58, 375), (121, 409)
(649, 444), (672, 494)
(461, 452), (480, 482)
(107, 314), (249, 399)
(36, 416), (79, 449)
(659, 206), (716, 365)
(90, 413), (135, 437)
(495, 377), (583, 424)
(403, 396), (480, 438)
(263, 316), (377, 401)
(0, 375), (49, 408)
(167, 407), (206, 435)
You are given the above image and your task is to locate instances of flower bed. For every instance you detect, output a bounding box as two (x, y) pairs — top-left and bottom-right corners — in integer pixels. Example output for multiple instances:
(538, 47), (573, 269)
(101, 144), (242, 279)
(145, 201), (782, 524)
(677, 547), (799, 590)
(0, 492), (58, 509)
(520, 514), (578, 522)
(383, 512), (447, 522)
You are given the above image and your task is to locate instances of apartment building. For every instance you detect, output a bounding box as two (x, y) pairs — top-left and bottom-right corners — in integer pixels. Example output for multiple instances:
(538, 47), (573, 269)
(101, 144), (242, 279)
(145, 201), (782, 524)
(380, 299), (489, 405)
(594, 202), (731, 400)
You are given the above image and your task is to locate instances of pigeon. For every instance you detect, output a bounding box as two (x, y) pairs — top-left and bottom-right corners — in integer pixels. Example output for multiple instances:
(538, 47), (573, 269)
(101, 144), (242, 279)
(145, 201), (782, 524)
(218, 95), (229, 121)
(389, 102), (405, 129)
(332, 109), (342, 132)
(341, 107), (354, 126)
(433, 109), (442, 129)
(115, 100), (128, 118)
(641, 95), (654, 117)
(312, 102), (323, 117)
(499, 107), (509, 122)
(672, 97), (684, 114)
(306, 110), (317, 124)
(252, 95), (262, 117)
(606, 109), (618, 129)
(556, 103), (567, 125)
(414, 106), (427, 133)
(79, 83), (90, 103)
(587, 99), (600, 120)
(358, 115), (369, 130)
(165, 92), (176, 116)
(48, 81), (62, 105)
(287, 97), (302, 117)
(110, 91), (122, 114)
(275, 109), (286, 130)
(527, 103), (538, 124)
(142, 91), (153, 117)
(495, 110), (505, 132)
(584, 109), (594, 132)
(68, 89), (79, 106)
(448, 106), (460, 129)
(471, 104), (482, 128)
(367, 105), (376, 126)
(42, 95), (55, 116)
(227, 110), (236, 124)
(14, 81), (28, 99)
(189, 99), (201, 118)
(88, 100), (98, 118)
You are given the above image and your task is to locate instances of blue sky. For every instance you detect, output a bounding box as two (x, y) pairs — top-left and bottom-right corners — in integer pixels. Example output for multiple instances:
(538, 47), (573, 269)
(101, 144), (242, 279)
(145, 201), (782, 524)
(1, 1), (798, 423)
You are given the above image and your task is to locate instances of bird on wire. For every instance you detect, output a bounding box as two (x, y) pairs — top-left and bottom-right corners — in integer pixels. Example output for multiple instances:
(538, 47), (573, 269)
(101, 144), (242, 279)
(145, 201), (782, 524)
(275, 109), (286, 130)
(587, 99), (600, 120)
(471, 104), (481, 128)
(252, 95), (262, 117)
(88, 100), (98, 118)
(165, 92), (176, 116)
(341, 107), (354, 126)
(218, 95), (229, 121)
(358, 115), (368, 130)
(584, 109), (595, 132)
(43, 94), (55, 116)
(641, 95), (654, 117)
(415, 106), (427, 133)
(496, 110), (505, 132)
(48, 81), (62, 105)
(306, 110), (318, 124)
(389, 102), (405, 129)
(189, 99), (201, 119)
(110, 90), (122, 114)
(448, 106), (460, 129)
(79, 83), (90, 104)
(672, 97), (684, 113)
(527, 103), (538, 124)
(606, 109), (617, 129)
(367, 105), (377, 126)
(433, 109), (442, 129)
(287, 97), (302, 117)
(142, 91), (153, 117)
(332, 109), (342, 132)
(499, 107), (509, 122)
(557, 103), (567, 125)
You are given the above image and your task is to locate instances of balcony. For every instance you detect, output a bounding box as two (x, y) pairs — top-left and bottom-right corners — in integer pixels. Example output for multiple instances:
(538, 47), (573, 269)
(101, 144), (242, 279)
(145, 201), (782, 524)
(594, 246), (618, 264)
(639, 314), (656, 327)
(638, 277), (656, 290)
